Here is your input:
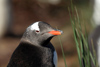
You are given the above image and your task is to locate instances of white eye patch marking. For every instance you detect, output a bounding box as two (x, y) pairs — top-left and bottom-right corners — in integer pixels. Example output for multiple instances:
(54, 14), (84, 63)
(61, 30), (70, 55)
(29, 22), (40, 31)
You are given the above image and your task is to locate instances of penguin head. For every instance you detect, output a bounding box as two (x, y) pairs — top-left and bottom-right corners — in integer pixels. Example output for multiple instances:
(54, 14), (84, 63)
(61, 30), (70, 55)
(21, 21), (63, 46)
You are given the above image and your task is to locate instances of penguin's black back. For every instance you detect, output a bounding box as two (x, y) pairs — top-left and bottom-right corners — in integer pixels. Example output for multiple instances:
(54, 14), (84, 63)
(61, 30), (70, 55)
(7, 42), (55, 67)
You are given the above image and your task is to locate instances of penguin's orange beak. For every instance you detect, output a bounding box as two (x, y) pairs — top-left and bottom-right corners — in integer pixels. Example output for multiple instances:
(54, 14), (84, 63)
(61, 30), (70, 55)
(48, 30), (63, 35)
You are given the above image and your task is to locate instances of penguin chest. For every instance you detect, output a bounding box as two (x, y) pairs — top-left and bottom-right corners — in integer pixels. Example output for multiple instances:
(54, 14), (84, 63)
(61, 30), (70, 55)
(41, 48), (54, 67)
(41, 48), (58, 67)
(23, 46), (55, 67)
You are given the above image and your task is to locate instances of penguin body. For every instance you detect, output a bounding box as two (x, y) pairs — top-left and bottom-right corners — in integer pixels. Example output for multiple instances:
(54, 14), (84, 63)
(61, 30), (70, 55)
(7, 42), (55, 67)
(7, 21), (62, 67)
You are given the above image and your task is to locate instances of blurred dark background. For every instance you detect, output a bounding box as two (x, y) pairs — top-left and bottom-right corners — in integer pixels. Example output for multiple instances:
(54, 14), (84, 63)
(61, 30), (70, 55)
(0, 0), (95, 67)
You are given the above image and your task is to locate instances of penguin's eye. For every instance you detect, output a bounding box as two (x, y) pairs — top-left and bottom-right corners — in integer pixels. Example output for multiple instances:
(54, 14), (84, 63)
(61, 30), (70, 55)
(35, 30), (40, 33)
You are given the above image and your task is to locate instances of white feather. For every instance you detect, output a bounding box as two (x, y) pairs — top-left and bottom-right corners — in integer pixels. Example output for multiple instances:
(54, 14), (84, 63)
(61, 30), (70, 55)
(29, 22), (40, 31)
(53, 50), (58, 67)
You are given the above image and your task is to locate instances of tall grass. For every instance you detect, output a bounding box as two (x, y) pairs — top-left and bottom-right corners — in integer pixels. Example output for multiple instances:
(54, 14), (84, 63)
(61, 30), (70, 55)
(68, 0), (98, 67)
(58, 1), (98, 67)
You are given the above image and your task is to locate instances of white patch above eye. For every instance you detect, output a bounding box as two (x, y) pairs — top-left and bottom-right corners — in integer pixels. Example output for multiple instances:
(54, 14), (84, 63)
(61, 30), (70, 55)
(29, 22), (40, 31)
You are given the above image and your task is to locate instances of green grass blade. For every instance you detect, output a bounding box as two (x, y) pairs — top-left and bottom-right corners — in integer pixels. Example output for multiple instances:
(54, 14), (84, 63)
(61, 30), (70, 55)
(68, 7), (83, 67)
(58, 35), (67, 67)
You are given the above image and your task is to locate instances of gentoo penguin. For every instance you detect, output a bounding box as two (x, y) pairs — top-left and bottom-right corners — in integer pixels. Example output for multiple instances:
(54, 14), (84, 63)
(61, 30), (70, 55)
(7, 21), (63, 67)
(88, 25), (100, 67)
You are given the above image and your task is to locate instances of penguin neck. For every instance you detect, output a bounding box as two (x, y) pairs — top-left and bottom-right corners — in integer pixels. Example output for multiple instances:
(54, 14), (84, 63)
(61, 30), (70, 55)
(21, 36), (53, 47)
(40, 37), (53, 46)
